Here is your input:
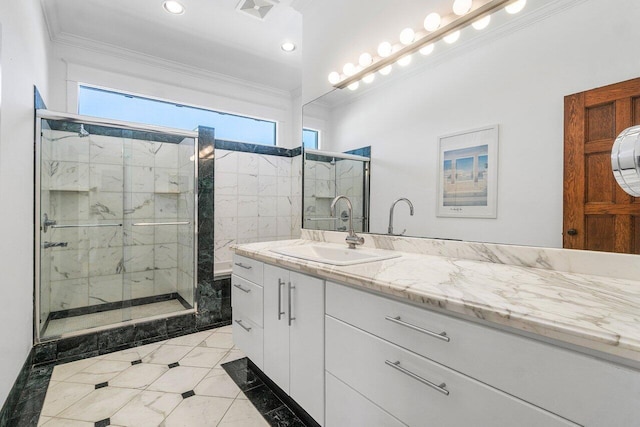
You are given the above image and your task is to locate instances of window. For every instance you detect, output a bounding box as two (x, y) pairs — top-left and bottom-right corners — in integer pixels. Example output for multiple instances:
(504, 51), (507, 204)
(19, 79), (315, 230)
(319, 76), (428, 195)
(78, 85), (277, 146)
(302, 128), (319, 149)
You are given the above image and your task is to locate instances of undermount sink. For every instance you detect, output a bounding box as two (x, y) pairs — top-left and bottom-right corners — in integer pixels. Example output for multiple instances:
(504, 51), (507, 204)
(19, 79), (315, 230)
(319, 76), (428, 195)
(270, 244), (401, 266)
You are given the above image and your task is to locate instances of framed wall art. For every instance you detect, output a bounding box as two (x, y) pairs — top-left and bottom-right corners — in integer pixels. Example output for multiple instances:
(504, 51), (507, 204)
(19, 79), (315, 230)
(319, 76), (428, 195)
(437, 125), (499, 218)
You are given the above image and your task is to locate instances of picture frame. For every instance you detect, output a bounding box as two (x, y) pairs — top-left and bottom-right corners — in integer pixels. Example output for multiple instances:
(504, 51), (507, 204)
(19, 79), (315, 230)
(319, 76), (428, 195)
(436, 125), (499, 218)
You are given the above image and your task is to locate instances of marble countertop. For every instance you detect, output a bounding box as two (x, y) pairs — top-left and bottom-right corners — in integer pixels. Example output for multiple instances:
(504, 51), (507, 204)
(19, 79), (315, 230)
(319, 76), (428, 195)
(232, 238), (640, 363)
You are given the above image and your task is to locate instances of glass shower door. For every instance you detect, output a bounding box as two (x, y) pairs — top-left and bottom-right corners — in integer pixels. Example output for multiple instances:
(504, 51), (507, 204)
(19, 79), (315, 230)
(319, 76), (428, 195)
(39, 119), (125, 339)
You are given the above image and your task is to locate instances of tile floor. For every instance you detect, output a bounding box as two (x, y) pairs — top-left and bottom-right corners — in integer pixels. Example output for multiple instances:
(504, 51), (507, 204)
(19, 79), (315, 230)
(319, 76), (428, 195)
(43, 300), (187, 337)
(37, 325), (269, 427)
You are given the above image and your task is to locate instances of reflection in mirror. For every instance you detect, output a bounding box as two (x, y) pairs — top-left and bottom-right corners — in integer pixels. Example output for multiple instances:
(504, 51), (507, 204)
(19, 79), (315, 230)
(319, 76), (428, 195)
(302, 0), (640, 254)
(303, 148), (370, 233)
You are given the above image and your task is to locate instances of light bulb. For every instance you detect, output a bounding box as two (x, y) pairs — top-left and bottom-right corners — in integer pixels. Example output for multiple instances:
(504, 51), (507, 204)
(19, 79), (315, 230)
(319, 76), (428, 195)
(397, 55), (412, 67)
(505, 0), (526, 14)
(472, 15), (491, 30)
(444, 31), (460, 44)
(363, 74), (375, 84)
(281, 42), (296, 52)
(378, 42), (392, 57)
(343, 63), (356, 76)
(400, 28), (415, 45)
(424, 13), (441, 32)
(348, 82), (360, 91)
(453, 0), (472, 16)
(328, 72), (341, 85)
(379, 65), (392, 76)
(163, 1), (185, 14)
(419, 43), (435, 56)
(359, 53), (373, 67)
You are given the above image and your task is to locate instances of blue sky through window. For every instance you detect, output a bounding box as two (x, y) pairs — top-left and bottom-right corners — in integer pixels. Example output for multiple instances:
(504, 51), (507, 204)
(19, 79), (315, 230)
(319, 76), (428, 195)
(302, 128), (319, 149)
(78, 86), (277, 145)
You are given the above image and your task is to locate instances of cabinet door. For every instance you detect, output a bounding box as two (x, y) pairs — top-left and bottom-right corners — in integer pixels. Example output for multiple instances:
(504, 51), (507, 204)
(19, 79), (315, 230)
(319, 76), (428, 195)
(289, 271), (325, 426)
(263, 264), (290, 394)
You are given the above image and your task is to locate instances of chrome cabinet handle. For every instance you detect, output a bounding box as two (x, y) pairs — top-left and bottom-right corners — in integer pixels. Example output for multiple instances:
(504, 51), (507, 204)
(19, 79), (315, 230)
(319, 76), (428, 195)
(234, 319), (252, 332)
(233, 283), (251, 293)
(287, 282), (295, 326)
(278, 279), (285, 320)
(385, 360), (449, 396)
(385, 316), (450, 342)
(234, 262), (252, 270)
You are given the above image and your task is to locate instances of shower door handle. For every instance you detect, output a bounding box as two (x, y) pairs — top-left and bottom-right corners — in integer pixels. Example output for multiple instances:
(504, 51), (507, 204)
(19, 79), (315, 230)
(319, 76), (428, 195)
(51, 223), (123, 229)
(133, 222), (190, 226)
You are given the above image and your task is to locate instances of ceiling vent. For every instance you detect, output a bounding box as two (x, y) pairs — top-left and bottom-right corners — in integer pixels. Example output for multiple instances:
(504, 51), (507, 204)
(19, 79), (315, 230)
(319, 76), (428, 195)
(237, 0), (280, 20)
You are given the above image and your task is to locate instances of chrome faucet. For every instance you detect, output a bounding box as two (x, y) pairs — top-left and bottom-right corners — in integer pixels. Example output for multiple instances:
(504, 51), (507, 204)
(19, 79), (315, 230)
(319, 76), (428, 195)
(330, 195), (365, 249)
(388, 198), (414, 236)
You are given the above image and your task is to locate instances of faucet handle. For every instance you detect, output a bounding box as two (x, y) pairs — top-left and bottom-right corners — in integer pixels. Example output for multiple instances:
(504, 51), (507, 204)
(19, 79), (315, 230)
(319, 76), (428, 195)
(346, 234), (365, 249)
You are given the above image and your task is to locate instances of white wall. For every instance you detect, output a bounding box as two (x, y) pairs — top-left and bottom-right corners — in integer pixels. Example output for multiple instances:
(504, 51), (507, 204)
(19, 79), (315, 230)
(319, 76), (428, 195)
(0, 0), (51, 403)
(49, 42), (299, 148)
(304, 0), (640, 248)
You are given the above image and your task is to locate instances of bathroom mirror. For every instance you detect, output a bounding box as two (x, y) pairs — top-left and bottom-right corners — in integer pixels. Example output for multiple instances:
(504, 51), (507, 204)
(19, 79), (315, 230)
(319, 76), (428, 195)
(301, 0), (640, 253)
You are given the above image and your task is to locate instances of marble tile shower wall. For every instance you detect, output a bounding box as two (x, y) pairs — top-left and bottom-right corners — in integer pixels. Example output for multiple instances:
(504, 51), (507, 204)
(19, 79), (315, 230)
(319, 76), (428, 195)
(214, 150), (302, 273)
(303, 159), (364, 232)
(40, 129), (196, 318)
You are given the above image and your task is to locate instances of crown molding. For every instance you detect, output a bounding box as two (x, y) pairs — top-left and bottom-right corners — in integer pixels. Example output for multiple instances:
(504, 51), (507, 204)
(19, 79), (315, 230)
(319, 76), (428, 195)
(51, 31), (296, 103)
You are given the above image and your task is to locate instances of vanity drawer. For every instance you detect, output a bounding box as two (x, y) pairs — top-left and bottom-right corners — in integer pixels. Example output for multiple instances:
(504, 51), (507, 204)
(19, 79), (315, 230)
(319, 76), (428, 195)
(326, 282), (640, 426)
(232, 309), (263, 370)
(325, 371), (407, 427)
(232, 254), (263, 285)
(326, 316), (577, 427)
(231, 275), (263, 327)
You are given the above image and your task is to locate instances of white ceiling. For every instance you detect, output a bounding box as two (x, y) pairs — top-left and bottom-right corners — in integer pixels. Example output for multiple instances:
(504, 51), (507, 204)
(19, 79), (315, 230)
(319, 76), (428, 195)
(41, 0), (303, 92)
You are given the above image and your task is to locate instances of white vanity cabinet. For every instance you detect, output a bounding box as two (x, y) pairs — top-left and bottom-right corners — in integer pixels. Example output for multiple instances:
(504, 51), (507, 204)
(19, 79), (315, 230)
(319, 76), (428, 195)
(231, 255), (264, 369)
(263, 264), (325, 426)
(231, 256), (325, 426)
(325, 281), (640, 427)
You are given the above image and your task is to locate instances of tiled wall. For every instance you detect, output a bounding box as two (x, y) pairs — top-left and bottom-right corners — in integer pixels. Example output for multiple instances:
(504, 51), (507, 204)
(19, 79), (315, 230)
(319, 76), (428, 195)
(214, 146), (302, 274)
(39, 125), (196, 327)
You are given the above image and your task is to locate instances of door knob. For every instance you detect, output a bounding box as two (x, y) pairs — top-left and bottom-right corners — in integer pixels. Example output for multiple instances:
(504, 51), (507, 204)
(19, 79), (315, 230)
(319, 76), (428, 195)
(567, 228), (578, 236)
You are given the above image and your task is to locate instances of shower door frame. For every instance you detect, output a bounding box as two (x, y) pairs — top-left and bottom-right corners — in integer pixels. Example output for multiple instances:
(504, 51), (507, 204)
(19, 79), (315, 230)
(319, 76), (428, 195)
(34, 110), (200, 344)
(301, 148), (371, 233)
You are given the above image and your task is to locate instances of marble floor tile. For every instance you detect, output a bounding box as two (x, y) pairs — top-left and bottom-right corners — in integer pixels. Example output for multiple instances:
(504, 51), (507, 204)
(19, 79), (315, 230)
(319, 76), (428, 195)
(142, 344), (192, 365)
(218, 397), (270, 427)
(201, 331), (235, 349)
(65, 359), (131, 385)
(109, 363), (169, 389)
(165, 330), (214, 347)
(216, 349), (246, 367)
(37, 415), (51, 426)
(146, 366), (209, 393)
(110, 390), (182, 427)
(179, 347), (229, 368)
(41, 381), (95, 417)
(193, 368), (242, 399)
(162, 395), (234, 427)
(50, 358), (102, 382)
(102, 343), (161, 362)
(57, 386), (141, 422)
(41, 418), (95, 427)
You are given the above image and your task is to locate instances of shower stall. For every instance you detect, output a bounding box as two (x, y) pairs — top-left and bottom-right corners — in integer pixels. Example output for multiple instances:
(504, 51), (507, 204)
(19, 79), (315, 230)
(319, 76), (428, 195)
(302, 148), (370, 232)
(36, 111), (197, 341)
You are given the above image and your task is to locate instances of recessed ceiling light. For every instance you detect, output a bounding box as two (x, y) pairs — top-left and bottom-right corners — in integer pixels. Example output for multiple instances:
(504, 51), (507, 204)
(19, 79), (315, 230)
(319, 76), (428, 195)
(281, 41), (296, 52)
(163, 1), (185, 15)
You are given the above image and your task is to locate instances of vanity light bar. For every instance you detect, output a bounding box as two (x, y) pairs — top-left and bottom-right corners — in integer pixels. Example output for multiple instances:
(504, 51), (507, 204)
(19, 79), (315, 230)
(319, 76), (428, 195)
(334, 0), (517, 90)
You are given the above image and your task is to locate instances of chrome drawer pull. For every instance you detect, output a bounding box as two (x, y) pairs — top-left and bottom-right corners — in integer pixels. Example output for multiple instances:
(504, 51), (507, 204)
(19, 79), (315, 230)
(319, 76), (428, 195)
(278, 279), (286, 320)
(385, 360), (449, 396)
(233, 284), (251, 293)
(234, 262), (252, 270)
(385, 316), (450, 342)
(235, 319), (252, 332)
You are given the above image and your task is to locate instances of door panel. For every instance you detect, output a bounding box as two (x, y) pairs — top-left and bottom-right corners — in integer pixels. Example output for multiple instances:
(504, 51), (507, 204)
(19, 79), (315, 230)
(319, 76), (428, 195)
(564, 77), (640, 253)
(263, 264), (290, 394)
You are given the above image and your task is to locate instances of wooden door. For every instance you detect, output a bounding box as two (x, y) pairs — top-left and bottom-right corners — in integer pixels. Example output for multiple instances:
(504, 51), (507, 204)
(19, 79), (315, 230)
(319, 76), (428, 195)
(564, 77), (640, 253)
